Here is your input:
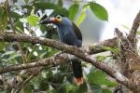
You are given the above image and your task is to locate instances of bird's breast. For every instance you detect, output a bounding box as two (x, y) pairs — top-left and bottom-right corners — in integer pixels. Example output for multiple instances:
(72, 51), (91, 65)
(60, 31), (72, 44)
(57, 26), (81, 46)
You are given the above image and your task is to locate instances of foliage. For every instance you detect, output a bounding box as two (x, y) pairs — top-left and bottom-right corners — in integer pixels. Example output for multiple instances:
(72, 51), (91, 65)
(89, 2), (108, 21)
(0, 0), (115, 93)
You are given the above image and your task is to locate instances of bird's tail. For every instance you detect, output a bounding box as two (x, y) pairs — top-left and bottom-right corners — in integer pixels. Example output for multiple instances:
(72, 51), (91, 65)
(71, 59), (83, 85)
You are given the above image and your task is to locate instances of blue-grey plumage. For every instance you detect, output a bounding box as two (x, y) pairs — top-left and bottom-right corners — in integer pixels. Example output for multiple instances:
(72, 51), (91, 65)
(55, 17), (82, 47)
(40, 15), (83, 85)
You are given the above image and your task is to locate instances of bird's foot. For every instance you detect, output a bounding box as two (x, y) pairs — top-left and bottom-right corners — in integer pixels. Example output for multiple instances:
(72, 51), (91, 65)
(52, 51), (65, 66)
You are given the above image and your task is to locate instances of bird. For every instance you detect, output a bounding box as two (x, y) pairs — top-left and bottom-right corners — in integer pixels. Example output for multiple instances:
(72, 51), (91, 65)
(40, 15), (83, 85)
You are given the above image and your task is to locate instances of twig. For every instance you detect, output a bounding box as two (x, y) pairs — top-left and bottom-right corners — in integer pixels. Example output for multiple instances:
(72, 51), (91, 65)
(86, 37), (117, 54)
(6, 0), (16, 34)
(14, 67), (43, 93)
(115, 28), (124, 39)
(6, 1), (27, 63)
(128, 11), (140, 45)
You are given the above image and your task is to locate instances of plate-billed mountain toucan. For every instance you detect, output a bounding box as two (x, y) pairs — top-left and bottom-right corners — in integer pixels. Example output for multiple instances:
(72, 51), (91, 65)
(40, 15), (83, 85)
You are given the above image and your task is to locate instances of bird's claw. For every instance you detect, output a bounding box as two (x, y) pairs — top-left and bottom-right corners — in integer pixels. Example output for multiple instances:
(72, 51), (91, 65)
(52, 51), (65, 66)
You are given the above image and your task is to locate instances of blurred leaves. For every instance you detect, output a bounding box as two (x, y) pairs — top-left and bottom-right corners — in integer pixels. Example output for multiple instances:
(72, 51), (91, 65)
(50, 8), (69, 17)
(27, 15), (39, 26)
(87, 69), (116, 87)
(0, 7), (5, 16)
(68, 3), (79, 20)
(87, 69), (116, 92)
(0, 2), (8, 33)
(102, 46), (120, 54)
(58, 0), (63, 7)
(34, 3), (57, 10)
(76, 9), (86, 26)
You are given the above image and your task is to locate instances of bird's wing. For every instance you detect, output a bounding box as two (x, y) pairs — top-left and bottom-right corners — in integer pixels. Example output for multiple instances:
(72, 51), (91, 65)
(72, 22), (82, 41)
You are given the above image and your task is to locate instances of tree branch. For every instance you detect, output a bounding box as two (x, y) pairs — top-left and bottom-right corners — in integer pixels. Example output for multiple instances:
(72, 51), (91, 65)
(128, 11), (140, 46)
(14, 67), (43, 93)
(0, 33), (134, 91)
(86, 37), (117, 54)
(0, 33), (116, 55)
(0, 55), (67, 74)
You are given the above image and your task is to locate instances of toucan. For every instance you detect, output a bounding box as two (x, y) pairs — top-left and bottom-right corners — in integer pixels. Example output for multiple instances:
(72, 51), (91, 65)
(40, 15), (83, 85)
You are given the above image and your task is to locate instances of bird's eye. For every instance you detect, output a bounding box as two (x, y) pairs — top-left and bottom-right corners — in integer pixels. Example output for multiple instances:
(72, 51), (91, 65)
(56, 15), (62, 19)
(55, 15), (62, 22)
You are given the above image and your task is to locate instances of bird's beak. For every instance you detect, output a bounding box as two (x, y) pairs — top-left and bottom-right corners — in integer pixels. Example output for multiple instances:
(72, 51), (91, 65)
(40, 17), (56, 24)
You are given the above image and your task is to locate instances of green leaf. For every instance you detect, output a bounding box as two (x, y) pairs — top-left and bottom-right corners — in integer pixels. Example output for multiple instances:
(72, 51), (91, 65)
(9, 52), (22, 60)
(0, 8), (8, 31)
(34, 3), (57, 10)
(76, 10), (86, 26)
(39, 81), (49, 91)
(102, 89), (112, 93)
(90, 84), (102, 93)
(10, 11), (22, 19)
(20, 18), (27, 23)
(39, 51), (47, 58)
(1, 51), (15, 58)
(27, 15), (39, 26)
(21, 84), (32, 93)
(50, 8), (69, 17)
(87, 69), (116, 87)
(76, 83), (87, 93)
(0, 8), (4, 17)
(68, 3), (79, 20)
(65, 83), (77, 93)
(96, 55), (106, 61)
(15, 21), (24, 33)
(102, 46), (120, 54)
(0, 42), (6, 51)
(58, 0), (63, 7)
(89, 2), (108, 21)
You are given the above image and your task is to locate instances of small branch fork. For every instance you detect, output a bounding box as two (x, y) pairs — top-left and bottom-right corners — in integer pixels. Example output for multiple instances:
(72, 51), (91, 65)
(115, 11), (140, 93)
(0, 11), (139, 93)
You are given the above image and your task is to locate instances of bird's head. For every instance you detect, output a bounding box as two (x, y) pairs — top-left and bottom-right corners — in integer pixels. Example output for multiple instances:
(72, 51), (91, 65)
(40, 15), (71, 26)
(40, 14), (82, 41)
